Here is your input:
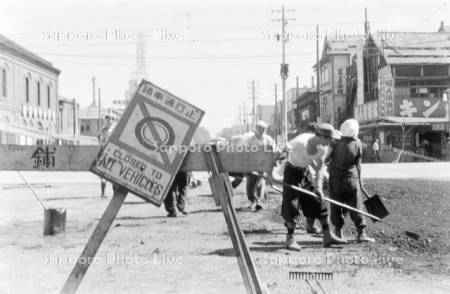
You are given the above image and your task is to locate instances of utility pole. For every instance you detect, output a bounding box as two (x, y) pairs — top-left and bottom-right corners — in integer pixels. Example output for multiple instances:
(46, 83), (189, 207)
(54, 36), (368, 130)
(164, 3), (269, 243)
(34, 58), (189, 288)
(72, 98), (77, 137)
(98, 88), (101, 132)
(296, 76), (299, 132)
(274, 83), (278, 144)
(273, 5), (295, 143)
(243, 103), (247, 132)
(316, 25), (321, 122)
(92, 76), (96, 106)
(252, 80), (256, 127)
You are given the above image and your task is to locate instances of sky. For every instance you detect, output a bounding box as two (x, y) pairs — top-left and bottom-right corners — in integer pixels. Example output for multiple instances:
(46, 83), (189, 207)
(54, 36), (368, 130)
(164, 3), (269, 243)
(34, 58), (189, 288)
(1, 0), (449, 136)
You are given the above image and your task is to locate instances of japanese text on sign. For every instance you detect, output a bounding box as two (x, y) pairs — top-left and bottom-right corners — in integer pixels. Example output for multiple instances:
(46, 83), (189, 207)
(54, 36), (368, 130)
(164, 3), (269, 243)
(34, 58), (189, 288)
(139, 84), (201, 123)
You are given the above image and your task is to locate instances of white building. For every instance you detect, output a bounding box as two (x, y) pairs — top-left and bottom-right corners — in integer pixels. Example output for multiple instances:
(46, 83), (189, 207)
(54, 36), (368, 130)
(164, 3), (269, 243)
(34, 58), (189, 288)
(0, 34), (60, 145)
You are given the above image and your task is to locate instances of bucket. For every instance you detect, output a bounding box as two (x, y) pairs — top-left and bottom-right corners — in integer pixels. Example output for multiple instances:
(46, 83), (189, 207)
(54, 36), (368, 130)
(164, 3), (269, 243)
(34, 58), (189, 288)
(43, 207), (67, 235)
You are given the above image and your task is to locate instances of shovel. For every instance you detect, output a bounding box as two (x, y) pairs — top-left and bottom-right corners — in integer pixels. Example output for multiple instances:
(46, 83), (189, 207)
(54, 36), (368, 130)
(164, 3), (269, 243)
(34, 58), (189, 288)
(360, 185), (390, 221)
(270, 179), (420, 241)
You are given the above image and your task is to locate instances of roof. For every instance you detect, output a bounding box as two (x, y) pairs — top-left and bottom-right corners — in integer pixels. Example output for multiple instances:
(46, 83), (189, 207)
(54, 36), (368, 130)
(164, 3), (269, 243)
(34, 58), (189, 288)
(373, 32), (450, 64)
(314, 37), (363, 68)
(0, 34), (60, 75)
(323, 37), (363, 55)
(294, 87), (318, 106)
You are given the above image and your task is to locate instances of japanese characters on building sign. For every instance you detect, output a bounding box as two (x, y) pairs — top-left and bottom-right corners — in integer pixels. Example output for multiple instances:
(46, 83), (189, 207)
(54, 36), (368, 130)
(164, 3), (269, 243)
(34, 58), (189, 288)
(337, 68), (344, 95)
(378, 66), (394, 117)
(395, 98), (446, 118)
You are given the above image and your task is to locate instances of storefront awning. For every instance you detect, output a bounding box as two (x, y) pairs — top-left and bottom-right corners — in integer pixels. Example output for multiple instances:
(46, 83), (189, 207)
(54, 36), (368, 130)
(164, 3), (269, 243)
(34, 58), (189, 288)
(384, 117), (449, 125)
(360, 117), (449, 129)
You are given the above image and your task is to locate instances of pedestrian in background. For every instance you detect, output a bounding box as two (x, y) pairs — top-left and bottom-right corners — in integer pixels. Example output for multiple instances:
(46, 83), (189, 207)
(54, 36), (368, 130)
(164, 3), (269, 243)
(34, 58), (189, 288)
(328, 119), (375, 243)
(97, 115), (116, 198)
(372, 138), (381, 163)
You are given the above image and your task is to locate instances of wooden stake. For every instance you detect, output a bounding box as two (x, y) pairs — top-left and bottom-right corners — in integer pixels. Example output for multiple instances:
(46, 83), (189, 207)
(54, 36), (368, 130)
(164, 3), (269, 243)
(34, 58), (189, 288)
(60, 186), (128, 294)
(204, 148), (265, 294)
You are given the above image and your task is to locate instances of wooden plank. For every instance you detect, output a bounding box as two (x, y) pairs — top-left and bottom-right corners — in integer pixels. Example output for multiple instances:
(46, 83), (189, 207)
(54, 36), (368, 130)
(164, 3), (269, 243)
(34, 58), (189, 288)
(60, 186), (128, 294)
(221, 173), (264, 293)
(0, 145), (277, 172)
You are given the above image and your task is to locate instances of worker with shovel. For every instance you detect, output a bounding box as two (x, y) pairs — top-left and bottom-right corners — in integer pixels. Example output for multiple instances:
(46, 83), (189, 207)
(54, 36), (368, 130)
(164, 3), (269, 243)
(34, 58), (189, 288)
(282, 123), (347, 250)
(328, 119), (375, 243)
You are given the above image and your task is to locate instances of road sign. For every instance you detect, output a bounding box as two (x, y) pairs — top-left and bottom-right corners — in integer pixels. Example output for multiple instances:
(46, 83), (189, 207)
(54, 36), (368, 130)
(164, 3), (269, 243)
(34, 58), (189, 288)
(90, 80), (204, 206)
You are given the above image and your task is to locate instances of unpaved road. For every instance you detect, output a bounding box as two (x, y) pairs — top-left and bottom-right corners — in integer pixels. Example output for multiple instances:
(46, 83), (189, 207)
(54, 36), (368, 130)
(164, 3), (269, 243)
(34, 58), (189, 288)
(0, 169), (449, 293)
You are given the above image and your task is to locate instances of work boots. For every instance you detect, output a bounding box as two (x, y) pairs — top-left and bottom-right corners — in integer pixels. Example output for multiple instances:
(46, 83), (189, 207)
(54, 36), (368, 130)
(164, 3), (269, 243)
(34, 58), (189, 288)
(357, 229), (375, 243)
(285, 234), (302, 251)
(306, 217), (322, 234)
(323, 229), (347, 247)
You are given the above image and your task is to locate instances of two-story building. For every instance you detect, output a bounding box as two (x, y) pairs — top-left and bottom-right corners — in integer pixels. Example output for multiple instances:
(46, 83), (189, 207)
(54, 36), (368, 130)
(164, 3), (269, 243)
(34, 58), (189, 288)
(316, 37), (363, 128)
(294, 87), (319, 133)
(0, 34), (60, 145)
(286, 86), (310, 138)
(348, 31), (450, 158)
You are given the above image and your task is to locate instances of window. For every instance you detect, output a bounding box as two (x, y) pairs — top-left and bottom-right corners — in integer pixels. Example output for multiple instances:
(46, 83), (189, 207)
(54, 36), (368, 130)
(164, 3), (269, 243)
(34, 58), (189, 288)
(47, 85), (51, 108)
(423, 65), (448, 76)
(37, 81), (41, 106)
(25, 78), (30, 103)
(395, 65), (421, 77)
(321, 66), (329, 85)
(1, 69), (6, 97)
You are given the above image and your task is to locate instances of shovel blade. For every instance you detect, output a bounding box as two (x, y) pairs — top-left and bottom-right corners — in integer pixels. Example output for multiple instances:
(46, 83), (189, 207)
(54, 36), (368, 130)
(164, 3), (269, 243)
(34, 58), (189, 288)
(363, 194), (390, 221)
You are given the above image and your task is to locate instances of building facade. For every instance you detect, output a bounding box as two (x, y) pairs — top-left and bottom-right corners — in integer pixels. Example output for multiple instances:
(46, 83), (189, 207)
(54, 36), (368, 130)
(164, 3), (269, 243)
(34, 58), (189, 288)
(317, 38), (363, 128)
(294, 88), (318, 133)
(348, 31), (450, 159)
(286, 86), (310, 136)
(0, 34), (60, 145)
(57, 96), (80, 143)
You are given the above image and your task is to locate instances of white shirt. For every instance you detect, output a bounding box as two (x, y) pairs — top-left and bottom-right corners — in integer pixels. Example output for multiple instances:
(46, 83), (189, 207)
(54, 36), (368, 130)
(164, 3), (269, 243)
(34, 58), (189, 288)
(234, 131), (275, 149)
(372, 141), (379, 151)
(287, 133), (328, 168)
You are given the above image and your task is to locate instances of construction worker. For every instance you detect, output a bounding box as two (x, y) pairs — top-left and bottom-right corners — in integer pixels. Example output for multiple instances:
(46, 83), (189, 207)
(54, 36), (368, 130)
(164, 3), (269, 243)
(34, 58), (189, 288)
(240, 120), (275, 211)
(282, 123), (347, 250)
(97, 115), (116, 198)
(328, 119), (375, 243)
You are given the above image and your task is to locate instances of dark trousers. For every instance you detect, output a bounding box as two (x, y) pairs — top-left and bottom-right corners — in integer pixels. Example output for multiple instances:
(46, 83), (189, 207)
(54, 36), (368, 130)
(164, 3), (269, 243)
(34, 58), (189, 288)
(373, 150), (381, 162)
(329, 174), (366, 231)
(164, 172), (189, 214)
(281, 164), (328, 227)
(246, 173), (265, 204)
(229, 172), (244, 188)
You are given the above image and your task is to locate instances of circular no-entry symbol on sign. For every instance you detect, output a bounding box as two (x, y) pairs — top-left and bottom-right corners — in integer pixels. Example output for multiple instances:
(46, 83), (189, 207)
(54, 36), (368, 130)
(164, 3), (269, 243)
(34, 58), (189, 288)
(135, 117), (175, 151)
